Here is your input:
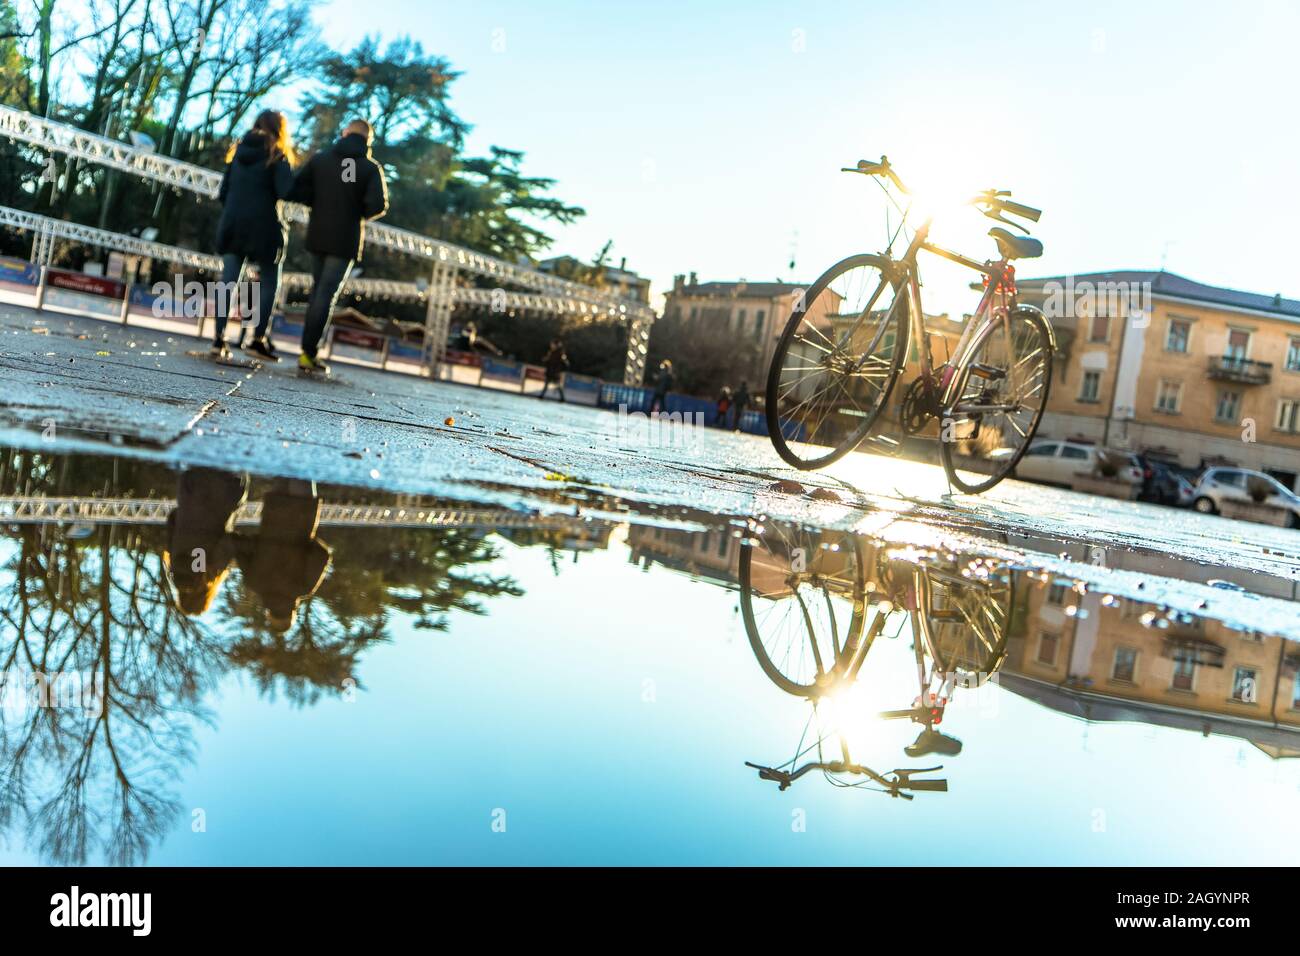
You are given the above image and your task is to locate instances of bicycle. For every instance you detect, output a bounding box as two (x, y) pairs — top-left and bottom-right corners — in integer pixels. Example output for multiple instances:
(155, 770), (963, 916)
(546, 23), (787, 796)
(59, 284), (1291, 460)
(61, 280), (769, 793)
(739, 526), (1014, 794)
(764, 156), (1055, 494)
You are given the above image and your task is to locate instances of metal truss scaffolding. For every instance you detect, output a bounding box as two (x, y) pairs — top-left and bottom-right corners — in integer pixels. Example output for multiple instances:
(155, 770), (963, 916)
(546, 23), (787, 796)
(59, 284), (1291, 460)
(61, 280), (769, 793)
(0, 106), (656, 382)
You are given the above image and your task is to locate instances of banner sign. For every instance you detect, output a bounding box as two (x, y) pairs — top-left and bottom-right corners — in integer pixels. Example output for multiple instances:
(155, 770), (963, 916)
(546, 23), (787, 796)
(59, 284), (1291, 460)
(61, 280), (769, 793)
(47, 269), (125, 299)
(333, 327), (385, 351)
(479, 356), (524, 384)
(563, 372), (601, 406)
(0, 255), (38, 286)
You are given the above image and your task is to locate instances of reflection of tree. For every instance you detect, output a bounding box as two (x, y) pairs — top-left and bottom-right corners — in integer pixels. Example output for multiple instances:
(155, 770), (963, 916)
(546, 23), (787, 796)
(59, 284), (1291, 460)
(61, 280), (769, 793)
(0, 522), (223, 865)
(219, 526), (521, 705)
(0, 448), (527, 864)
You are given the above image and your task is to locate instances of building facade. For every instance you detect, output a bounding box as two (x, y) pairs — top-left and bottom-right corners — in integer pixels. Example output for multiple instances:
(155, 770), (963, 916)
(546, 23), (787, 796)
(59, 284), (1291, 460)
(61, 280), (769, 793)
(1018, 270), (1300, 489)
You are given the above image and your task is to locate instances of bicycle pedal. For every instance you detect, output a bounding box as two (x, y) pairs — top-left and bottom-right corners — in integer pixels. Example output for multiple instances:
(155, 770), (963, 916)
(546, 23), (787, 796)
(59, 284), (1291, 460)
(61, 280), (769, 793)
(969, 363), (1006, 380)
(866, 434), (904, 456)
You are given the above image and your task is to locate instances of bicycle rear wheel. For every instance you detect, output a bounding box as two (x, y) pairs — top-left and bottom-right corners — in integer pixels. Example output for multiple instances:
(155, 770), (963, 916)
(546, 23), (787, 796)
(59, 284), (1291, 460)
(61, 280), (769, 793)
(938, 305), (1053, 494)
(914, 565), (1013, 685)
(765, 255), (908, 470)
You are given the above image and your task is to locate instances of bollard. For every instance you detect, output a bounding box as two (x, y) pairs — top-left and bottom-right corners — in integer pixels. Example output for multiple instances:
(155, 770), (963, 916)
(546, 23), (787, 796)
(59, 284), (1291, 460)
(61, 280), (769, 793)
(119, 282), (132, 324)
(33, 264), (48, 311)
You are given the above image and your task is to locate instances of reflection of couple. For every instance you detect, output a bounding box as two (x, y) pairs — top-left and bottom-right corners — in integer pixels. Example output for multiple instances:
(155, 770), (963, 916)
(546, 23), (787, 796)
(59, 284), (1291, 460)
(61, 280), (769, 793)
(163, 468), (332, 632)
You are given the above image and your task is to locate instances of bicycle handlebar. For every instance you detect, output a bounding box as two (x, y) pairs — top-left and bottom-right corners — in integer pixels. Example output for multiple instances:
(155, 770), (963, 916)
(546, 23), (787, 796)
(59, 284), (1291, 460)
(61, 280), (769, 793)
(844, 155), (909, 193)
(843, 158), (1041, 224)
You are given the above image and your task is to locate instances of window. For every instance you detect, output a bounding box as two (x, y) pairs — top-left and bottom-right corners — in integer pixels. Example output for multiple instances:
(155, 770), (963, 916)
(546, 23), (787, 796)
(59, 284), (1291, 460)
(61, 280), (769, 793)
(1231, 667), (1258, 703)
(1155, 379), (1182, 414)
(1037, 632), (1060, 666)
(1060, 444), (1089, 460)
(1165, 319), (1191, 353)
(1293, 675), (1300, 710)
(1171, 650), (1196, 691)
(1277, 399), (1300, 434)
(1090, 314), (1110, 343)
(736, 308), (747, 333)
(689, 307), (698, 321)
(755, 309), (766, 338)
(1025, 442), (1059, 456)
(1046, 582), (1069, 605)
(1226, 328), (1251, 360)
(1288, 337), (1300, 372)
(1215, 390), (1241, 423)
(717, 532), (728, 558)
(1079, 370), (1101, 403)
(1112, 647), (1138, 682)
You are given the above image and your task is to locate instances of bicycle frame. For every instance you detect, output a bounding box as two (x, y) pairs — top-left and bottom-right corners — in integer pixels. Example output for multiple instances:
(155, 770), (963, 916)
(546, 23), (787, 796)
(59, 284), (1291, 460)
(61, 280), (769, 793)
(891, 217), (1019, 405)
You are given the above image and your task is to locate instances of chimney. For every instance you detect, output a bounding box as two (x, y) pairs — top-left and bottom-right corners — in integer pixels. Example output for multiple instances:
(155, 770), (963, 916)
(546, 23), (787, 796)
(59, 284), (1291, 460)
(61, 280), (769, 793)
(673, 273), (685, 292)
(619, 257), (627, 271)
(689, 271), (698, 286)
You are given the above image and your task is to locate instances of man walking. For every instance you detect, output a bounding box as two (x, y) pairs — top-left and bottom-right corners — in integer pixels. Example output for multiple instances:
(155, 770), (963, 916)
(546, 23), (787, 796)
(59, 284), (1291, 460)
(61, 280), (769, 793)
(540, 338), (568, 401)
(731, 381), (751, 432)
(290, 119), (389, 373)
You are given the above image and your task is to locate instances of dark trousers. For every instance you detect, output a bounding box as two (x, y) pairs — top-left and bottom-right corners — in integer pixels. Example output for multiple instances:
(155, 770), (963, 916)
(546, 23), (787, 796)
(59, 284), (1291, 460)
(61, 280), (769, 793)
(214, 253), (281, 344)
(301, 254), (353, 359)
(731, 404), (748, 431)
(540, 375), (565, 400)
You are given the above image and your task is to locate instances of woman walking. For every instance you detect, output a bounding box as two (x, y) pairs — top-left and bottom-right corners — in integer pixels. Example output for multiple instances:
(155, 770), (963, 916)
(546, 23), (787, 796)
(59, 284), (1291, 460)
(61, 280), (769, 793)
(211, 109), (295, 360)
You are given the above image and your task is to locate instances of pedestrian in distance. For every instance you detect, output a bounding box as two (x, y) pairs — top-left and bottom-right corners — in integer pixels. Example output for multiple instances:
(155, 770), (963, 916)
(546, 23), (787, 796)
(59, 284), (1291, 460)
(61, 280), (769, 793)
(540, 338), (569, 401)
(211, 110), (296, 362)
(649, 359), (673, 414)
(731, 380), (751, 432)
(715, 385), (732, 427)
(289, 118), (389, 375)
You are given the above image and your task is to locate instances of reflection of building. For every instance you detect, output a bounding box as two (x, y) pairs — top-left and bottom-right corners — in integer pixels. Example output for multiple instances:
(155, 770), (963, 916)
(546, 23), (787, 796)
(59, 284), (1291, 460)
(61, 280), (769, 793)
(1018, 271), (1300, 489)
(627, 524), (740, 586)
(1005, 576), (1300, 756)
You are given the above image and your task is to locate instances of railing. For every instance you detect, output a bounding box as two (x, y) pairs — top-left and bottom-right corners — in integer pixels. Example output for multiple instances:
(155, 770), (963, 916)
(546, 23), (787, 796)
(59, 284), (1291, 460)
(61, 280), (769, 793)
(1207, 355), (1272, 384)
(0, 495), (613, 533)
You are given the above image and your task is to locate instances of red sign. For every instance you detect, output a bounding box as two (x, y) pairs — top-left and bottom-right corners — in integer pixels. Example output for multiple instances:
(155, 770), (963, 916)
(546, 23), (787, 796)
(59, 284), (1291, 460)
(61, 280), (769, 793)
(333, 328), (384, 350)
(47, 269), (125, 299)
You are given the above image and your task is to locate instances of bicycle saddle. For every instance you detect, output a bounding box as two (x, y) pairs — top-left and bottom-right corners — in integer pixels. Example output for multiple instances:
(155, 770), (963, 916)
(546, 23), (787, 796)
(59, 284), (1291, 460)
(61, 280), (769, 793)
(988, 227), (1043, 260)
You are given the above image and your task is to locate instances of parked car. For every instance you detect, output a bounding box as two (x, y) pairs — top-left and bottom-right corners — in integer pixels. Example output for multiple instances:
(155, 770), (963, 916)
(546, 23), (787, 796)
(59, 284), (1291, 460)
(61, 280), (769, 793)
(1014, 440), (1143, 489)
(1137, 457), (1195, 507)
(1190, 467), (1300, 526)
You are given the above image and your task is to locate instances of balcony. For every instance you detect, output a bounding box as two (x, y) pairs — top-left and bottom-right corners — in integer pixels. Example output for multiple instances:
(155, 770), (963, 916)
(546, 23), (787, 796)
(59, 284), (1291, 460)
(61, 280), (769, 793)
(1207, 355), (1272, 385)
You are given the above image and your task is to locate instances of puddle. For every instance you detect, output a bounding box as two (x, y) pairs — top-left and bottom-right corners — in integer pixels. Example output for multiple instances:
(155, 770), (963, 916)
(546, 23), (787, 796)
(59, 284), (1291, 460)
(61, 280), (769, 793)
(0, 442), (1298, 865)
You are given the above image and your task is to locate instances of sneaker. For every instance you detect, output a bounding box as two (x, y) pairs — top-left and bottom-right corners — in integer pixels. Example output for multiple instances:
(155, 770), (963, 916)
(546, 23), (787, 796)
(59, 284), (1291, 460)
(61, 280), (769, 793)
(298, 353), (329, 374)
(209, 342), (230, 361)
(246, 338), (280, 362)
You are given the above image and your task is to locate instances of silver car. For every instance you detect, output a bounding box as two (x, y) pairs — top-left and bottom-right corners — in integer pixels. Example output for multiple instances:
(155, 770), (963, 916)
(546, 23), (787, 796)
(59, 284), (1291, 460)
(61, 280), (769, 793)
(1190, 467), (1300, 526)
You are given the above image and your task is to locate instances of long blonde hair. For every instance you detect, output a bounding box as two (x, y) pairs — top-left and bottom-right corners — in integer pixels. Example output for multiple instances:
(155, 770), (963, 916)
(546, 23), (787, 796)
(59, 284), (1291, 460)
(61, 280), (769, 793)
(225, 109), (296, 166)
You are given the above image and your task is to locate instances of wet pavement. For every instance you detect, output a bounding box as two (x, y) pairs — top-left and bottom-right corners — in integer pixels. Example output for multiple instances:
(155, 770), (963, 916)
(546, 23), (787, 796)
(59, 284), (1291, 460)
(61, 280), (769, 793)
(1, 305), (1299, 864)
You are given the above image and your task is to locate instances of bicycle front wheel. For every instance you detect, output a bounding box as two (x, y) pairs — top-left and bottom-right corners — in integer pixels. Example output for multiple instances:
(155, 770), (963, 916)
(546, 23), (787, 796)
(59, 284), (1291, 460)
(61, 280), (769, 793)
(739, 524), (867, 697)
(939, 305), (1053, 494)
(765, 255), (908, 470)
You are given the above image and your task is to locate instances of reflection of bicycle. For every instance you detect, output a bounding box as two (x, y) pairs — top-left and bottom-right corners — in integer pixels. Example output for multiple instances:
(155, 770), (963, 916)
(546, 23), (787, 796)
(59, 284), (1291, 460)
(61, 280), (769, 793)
(739, 530), (1013, 794)
(765, 156), (1055, 494)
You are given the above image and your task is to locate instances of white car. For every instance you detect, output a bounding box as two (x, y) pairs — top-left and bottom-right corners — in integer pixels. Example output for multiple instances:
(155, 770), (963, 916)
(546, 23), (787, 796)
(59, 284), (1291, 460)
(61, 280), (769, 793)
(1013, 440), (1143, 489)
(1190, 467), (1300, 526)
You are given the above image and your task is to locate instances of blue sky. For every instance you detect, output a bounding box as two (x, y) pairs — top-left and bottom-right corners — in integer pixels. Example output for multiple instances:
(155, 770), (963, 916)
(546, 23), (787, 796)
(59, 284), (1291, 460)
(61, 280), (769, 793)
(252, 1), (1300, 311)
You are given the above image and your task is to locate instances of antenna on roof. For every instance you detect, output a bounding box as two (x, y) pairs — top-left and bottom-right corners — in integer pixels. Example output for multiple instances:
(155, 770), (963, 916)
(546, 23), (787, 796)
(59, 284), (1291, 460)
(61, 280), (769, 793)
(1159, 240), (1177, 273)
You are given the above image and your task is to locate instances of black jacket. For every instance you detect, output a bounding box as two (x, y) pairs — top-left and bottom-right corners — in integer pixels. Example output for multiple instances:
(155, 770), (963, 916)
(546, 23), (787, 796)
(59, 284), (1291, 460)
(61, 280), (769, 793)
(290, 133), (389, 261)
(215, 133), (294, 263)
